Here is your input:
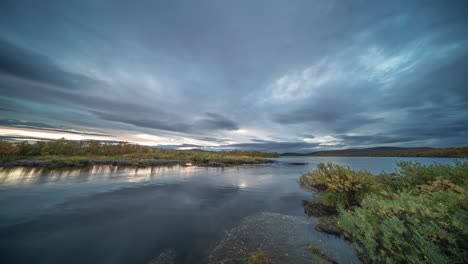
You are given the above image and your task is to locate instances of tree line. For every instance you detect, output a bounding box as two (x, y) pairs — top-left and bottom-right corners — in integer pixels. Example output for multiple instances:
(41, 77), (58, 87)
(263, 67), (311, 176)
(0, 139), (278, 158)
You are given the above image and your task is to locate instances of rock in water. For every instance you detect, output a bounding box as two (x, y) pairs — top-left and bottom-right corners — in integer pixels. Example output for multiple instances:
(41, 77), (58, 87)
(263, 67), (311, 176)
(148, 248), (176, 264)
(315, 223), (342, 236)
(208, 212), (359, 264)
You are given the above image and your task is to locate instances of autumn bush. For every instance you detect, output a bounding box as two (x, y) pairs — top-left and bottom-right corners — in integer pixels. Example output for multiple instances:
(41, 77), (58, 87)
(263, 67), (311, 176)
(0, 141), (19, 156)
(299, 163), (376, 207)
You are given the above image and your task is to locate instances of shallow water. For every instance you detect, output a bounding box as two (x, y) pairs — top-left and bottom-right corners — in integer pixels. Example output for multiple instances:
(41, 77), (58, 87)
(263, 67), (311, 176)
(0, 157), (458, 263)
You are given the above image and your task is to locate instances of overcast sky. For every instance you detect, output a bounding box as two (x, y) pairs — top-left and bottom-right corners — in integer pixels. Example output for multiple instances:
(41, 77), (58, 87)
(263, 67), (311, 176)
(0, 0), (467, 152)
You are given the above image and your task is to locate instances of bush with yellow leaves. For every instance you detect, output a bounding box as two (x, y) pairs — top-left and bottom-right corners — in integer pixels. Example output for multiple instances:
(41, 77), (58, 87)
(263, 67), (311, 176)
(299, 163), (376, 207)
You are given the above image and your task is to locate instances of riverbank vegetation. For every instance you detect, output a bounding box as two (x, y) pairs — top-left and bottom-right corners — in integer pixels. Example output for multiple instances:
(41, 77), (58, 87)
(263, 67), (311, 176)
(300, 161), (467, 263)
(0, 139), (278, 167)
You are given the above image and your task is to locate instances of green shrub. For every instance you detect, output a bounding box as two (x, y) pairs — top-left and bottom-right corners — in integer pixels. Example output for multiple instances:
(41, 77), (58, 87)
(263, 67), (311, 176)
(338, 188), (468, 263)
(299, 163), (376, 207)
(397, 161), (467, 187)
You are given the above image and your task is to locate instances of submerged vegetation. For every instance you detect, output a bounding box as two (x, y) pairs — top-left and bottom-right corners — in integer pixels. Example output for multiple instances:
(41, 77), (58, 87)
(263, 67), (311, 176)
(0, 139), (278, 167)
(300, 161), (468, 263)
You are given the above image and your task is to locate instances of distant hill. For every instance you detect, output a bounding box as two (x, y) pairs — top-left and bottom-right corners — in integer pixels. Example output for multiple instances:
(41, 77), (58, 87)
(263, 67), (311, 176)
(282, 147), (468, 158)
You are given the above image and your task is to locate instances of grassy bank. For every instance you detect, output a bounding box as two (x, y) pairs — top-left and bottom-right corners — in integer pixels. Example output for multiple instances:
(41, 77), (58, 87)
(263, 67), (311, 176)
(300, 161), (467, 263)
(0, 139), (278, 168)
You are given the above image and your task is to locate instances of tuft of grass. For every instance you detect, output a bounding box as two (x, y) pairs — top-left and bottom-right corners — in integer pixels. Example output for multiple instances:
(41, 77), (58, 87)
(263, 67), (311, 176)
(308, 245), (337, 264)
(307, 245), (322, 255)
(248, 251), (271, 264)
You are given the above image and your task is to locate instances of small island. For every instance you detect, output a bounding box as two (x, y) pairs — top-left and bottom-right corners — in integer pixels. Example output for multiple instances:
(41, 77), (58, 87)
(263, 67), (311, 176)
(0, 139), (278, 168)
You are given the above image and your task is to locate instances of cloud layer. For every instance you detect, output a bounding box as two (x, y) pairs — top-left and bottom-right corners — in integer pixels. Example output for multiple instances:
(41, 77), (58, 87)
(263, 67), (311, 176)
(0, 0), (467, 151)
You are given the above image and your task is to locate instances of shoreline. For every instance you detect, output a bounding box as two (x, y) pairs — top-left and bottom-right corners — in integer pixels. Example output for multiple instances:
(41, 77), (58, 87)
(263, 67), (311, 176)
(280, 154), (466, 158)
(0, 158), (274, 169)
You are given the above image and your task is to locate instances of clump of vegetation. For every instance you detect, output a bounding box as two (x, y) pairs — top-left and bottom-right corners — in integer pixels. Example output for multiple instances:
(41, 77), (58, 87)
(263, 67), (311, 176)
(301, 161), (468, 263)
(0, 139), (278, 167)
(299, 163), (375, 207)
(396, 160), (467, 187)
(302, 200), (337, 217)
(248, 251), (271, 264)
(338, 188), (467, 263)
(308, 245), (337, 264)
(0, 141), (19, 157)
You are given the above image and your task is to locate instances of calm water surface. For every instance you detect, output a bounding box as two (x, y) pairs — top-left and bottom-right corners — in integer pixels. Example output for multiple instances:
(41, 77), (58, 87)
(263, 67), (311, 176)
(0, 157), (457, 263)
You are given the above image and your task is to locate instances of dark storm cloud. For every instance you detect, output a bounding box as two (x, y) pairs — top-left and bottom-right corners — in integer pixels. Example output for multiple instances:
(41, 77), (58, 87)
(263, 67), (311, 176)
(0, 118), (112, 137)
(155, 144), (205, 149)
(190, 136), (227, 143)
(0, 135), (54, 142)
(92, 111), (239, 133)
(0, 37), (100, 90)
(193, 113), (239, 131)
(0, 119), (55, 129)
(333, 124), (468, 148)
(392, 124), (468, 140)
(250, 139), (273, 143)
(91, 111), (189, 133)
(219, 141), (320, 153)
(273, 107), (384, 134)
(335, 134), (419, 146)
(0, 0), (467, 151)
(0, 74), (171, 123)
(0, 107), (19, 112)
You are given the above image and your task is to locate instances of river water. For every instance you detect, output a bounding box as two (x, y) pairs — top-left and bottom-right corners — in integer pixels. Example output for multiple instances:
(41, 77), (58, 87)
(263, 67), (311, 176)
(0, 157), (457, 263)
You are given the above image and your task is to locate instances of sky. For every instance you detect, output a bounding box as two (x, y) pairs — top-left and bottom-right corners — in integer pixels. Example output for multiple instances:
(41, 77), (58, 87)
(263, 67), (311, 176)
(0, 0), (467, 152)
